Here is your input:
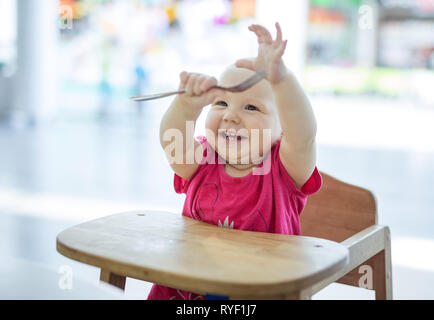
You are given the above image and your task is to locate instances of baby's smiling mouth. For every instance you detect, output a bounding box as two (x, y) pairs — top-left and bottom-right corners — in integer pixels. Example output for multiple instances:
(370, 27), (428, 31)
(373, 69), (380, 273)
(219, 129), (248, 142)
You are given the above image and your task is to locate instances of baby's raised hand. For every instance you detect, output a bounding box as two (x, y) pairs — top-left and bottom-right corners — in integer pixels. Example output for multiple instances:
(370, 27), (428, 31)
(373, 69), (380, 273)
(236, 22), (288, 84)
(177, 71), (223, 111)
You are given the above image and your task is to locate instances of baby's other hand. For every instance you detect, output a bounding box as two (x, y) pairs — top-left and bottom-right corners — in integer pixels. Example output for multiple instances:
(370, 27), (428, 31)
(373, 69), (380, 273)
(176, 71), (224, 111)
(236, 22), (289, 84)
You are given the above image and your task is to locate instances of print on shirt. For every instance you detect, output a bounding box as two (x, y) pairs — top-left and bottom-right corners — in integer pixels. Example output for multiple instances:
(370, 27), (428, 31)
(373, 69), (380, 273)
(218, 216), (234, 229)
(196, 183), (219, 221)
(244, 209), (268, 232)
(195, 182), (269, 233)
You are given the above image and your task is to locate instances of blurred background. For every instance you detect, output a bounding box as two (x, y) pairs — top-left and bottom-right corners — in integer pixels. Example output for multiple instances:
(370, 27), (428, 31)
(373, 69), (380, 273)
(0, 0), (433, 299)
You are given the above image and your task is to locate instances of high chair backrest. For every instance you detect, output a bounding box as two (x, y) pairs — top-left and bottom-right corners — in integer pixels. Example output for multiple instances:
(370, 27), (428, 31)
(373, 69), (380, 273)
(301, 172), (377, 243)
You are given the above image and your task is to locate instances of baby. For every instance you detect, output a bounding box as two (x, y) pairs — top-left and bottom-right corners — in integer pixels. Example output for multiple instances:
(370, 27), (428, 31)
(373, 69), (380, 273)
(148, 22), (322, 300)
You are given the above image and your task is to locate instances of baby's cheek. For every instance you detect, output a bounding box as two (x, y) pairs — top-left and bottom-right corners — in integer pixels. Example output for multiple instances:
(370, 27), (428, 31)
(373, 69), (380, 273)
(205, 112), (219, 139)
(205, 109), (218, 129)
(250, 128), (275, 157)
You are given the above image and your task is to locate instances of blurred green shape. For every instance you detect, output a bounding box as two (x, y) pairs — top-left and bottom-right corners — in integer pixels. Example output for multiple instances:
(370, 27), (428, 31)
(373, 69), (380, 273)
(370, 68), (409, 96)
(304, 65), (428, 98)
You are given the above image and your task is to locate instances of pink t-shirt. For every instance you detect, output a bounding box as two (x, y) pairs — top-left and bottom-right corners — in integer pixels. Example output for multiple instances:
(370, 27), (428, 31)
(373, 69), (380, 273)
(147, 136), (322, 300)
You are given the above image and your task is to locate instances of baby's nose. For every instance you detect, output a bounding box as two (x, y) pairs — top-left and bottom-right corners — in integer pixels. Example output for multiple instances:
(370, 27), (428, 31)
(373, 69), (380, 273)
(222, 108), (241, 124)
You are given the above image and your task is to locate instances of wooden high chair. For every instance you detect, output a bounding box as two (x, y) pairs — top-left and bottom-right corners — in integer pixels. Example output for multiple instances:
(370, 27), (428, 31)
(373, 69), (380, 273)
(300, 172), (392, 299)
(56, 171), (392, 299)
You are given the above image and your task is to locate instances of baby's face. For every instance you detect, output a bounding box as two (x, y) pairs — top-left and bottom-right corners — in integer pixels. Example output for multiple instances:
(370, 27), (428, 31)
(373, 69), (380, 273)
(205, 67), (282, 165)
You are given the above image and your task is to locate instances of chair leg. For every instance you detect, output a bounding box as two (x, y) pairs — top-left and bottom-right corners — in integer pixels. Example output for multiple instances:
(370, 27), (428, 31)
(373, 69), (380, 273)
(366, 226), (392, 300)
(100, 269), (126, 291)
(372, 235), (393, 300)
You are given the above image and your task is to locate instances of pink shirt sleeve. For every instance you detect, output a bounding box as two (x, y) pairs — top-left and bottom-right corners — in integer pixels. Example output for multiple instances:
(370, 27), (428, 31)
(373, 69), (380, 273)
(174, 173), (188, 194)
(272, 139), (323, 198)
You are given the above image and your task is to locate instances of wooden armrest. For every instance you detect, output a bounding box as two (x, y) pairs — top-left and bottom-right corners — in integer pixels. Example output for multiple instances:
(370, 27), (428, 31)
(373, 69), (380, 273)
(340, 225), (390, 273)
(303, 224), (390, 296)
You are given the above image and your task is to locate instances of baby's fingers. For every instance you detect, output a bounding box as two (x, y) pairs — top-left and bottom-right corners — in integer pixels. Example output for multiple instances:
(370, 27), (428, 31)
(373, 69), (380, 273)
(193, 75), (217, 95)
(182, 73), (217, 96)
(275, 22), (282, 43)
(191, 75), (205, 95)
(199, 76), (217, 92)
(274, 39), (288, 59)
(179, 71), (190, 90)
(185, 73), (200, 96)
(249, 24), (272, 44)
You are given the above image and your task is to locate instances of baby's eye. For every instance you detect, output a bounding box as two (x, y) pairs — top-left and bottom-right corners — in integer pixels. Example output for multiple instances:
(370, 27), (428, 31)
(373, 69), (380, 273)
(214, 101), (228, 107)
(245, 104), (259, 111)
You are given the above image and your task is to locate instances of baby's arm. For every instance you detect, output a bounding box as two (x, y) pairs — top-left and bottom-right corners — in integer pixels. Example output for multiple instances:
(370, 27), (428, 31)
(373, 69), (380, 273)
(236, 23), (317, 189)
(159, 72), (223, 180)
(271, 72), (317, 189)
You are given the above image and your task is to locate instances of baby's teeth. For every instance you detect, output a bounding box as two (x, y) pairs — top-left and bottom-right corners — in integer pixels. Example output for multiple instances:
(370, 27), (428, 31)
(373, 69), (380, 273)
(221, 130), (244, 141)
